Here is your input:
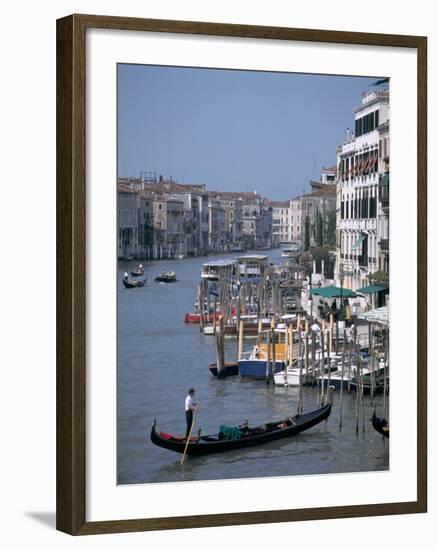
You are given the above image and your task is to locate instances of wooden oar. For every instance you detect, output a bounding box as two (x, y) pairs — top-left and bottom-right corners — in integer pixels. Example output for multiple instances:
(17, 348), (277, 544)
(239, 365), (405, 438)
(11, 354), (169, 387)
(180, 405), (199, 465)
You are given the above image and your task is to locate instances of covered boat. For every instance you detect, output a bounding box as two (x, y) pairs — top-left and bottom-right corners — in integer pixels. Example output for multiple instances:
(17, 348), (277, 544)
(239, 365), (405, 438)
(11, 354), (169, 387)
(150, 401), (332, 456)
(155, 271), (177, 283)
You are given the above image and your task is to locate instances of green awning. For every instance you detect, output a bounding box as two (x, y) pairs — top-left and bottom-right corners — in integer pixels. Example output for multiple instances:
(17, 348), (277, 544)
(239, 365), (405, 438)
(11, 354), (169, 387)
(351, 235), (366, 251)
(310, 286), (357, 299)
(356, 284), (388, 294)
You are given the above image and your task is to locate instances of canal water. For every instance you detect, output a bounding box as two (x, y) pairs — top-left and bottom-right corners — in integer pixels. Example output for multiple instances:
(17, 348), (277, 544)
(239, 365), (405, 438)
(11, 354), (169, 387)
(117, 249), (389, 485)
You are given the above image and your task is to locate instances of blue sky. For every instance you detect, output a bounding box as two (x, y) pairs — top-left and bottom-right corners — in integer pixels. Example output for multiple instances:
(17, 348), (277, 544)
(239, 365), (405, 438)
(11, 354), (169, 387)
(118, 64), (378, 200)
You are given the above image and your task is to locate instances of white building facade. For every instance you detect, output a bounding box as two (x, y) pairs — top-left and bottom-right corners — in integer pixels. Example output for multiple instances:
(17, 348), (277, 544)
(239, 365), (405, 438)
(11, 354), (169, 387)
(336, 89), (390, 290)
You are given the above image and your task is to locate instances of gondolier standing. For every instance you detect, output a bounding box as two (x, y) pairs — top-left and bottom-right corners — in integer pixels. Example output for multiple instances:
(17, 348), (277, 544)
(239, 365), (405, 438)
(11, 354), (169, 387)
(185, 388), (199, 437)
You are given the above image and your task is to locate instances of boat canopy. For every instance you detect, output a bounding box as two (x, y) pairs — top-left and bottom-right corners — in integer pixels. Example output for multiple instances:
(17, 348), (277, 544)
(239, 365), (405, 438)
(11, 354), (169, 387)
(358, 306), (389, 325)
(309, 286), (357, 298)
(356, 283), (388, 294)
(203, 259), (236, 268)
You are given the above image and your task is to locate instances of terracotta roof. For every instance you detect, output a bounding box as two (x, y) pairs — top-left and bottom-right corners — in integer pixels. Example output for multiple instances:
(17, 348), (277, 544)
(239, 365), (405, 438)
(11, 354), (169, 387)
(269, 200), (289, 208)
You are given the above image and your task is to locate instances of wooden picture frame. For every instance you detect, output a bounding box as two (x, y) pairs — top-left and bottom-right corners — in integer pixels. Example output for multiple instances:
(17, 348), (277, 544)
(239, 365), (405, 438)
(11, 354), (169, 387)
(57, 13), (427, 535)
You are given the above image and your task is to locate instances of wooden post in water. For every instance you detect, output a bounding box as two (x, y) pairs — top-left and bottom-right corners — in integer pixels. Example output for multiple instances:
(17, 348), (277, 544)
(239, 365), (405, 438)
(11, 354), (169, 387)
(298, 323), (304, 413)
(326, 326), (332, 405)
(199, 282), (205, 332)
(347, 337), (352, 392)
(319, 329), (325, 407)
(311, 330), (316, 391)
(383, 328), (389, 419)
(212, 295), (217, 333)
(329, 313), (333, 357)
(335, 319), (339, 354)
(265, 328), (271, 385)
(358, 346), (365, 433)
(339, 328), (346, 430)
(283, 325), (289, 385)
(238, 319), (244, 361)
(271, 328), (277, 384)
(215, 316), (225, 379)
(304, 320), (309, 383)
(354, 326), (359, 434)
(369, 325), (375, 404)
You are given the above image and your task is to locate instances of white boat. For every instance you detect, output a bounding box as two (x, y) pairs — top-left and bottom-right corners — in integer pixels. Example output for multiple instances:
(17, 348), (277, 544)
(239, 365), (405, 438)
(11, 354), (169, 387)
(201, 259), (236, 281)
(274, 353), (342, 386)
(236, 255), (268, 281)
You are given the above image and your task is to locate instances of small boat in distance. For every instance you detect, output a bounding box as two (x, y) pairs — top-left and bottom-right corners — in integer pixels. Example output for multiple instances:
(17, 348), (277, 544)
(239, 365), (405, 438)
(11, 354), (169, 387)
(150, 400), (332, 456)
(131, 264), (144, 277)
(122, 277), (146, 289)
(155, 271), (177, 283)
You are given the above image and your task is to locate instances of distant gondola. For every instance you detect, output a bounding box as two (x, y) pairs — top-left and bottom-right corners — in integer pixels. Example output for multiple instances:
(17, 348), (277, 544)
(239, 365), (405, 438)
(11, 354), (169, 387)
(371, 411), (389, 438)
(150, 400), (332, 456)
(155, 271), (177, 283)
(122, 277), (146, 288)
(131, 268), (145, 277)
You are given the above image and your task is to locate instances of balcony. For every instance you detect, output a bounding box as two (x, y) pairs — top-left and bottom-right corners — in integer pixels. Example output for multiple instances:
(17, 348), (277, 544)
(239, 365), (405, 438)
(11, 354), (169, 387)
(379, 172), (389, 207)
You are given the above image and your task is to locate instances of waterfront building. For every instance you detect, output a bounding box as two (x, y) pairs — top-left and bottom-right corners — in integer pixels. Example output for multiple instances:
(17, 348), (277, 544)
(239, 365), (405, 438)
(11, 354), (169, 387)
(118, 189), (139, 259)
(260, 200), (273, 249)
(242, 194), (262, 250)
(208, 197), (226, 252)
(241, 194), (273, 249)
(335, 88), (390, 290)
(218, 195), (244, 248)
(377, 119), (390, 274)
(137, 194), (154, 258)
(320, 165), (337, 185)
(165, 198), (184, 257)
(288, 197), (302, 243)
(300, 182), (336, 249)
(271, 201), (290, 243)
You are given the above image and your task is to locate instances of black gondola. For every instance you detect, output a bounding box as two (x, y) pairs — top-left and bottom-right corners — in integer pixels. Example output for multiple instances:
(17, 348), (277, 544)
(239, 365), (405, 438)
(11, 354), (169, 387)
(371, 411), (389, 438)
(122, 277), (146, 288)
(150, 401), (331, 456)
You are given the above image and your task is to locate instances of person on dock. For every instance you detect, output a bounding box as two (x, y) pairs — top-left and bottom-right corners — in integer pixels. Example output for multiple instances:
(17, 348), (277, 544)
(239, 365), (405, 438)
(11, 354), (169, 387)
(311, 320), (321, 334)
(185, 388), (199, 438)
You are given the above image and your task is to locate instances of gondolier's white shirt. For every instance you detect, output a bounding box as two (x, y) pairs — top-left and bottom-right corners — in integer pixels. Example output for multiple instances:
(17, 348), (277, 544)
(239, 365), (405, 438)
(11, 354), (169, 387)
(185, 395), (195, 411)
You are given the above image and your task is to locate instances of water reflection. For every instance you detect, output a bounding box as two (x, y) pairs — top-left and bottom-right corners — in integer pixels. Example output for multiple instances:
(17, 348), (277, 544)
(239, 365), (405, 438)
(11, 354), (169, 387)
(117, 250), (388, 485)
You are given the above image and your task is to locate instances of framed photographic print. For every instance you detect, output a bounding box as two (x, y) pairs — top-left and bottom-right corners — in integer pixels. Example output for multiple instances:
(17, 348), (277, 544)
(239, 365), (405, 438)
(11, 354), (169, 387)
(56, 14), (427, 535)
